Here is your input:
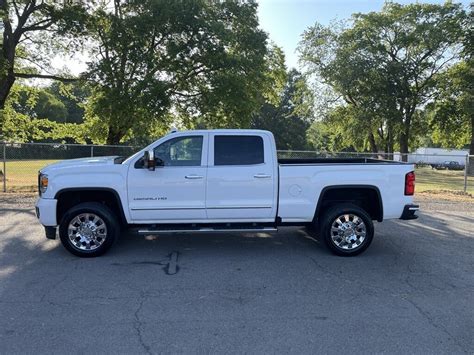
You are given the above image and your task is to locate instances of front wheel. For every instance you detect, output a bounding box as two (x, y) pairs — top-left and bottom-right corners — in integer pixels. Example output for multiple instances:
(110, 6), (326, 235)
(59, 202), (119, 257)
(319, 204), (374, 256)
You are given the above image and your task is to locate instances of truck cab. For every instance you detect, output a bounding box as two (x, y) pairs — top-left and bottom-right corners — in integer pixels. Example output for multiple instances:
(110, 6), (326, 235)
(128, 130), (279, 223)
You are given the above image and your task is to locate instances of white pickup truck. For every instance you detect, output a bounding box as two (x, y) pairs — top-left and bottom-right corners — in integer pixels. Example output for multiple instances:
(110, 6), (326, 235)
(36, 129), (418, 257)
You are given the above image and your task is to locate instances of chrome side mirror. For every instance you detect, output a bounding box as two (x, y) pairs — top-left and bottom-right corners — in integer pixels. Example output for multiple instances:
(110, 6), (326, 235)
(143, 150), (156, 171)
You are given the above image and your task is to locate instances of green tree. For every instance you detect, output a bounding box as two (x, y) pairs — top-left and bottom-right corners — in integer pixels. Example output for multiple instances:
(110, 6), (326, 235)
(10, 81), (89, 125)
(13, 87), (67, 121)
(299, 2), (467, 158)
(429, 60), (473, 154)
(1, 83), (84, 142)
(251, 69), (311, 150)
(48, 81), (89, 124)
(306, 106), (376, 153)
(85, 0), (272, 144)
(306, 121), (335, 152)
(0, 0), (87, 109)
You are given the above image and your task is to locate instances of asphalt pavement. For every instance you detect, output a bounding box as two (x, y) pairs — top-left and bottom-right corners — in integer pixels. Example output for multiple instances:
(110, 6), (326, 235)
(0, 196), (473, 354)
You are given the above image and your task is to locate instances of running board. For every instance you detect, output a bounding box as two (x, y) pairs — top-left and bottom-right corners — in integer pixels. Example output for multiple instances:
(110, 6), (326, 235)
(137, 227), (278, 235)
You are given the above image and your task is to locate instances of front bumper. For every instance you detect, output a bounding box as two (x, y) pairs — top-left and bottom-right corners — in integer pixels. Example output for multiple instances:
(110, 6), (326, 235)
(400, 204), (419, 220)
(35, 198), (58, 226)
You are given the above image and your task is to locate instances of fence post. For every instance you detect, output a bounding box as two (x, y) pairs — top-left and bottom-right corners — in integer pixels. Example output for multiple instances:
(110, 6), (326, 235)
(91, 145), (94, 158)
(464, 154), (468, 193)
(2, 143), (6, 193)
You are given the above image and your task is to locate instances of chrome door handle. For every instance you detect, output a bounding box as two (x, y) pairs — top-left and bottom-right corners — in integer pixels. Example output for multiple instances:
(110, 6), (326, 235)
(185, 175), (203, 179)
(254, 174), (271, 179)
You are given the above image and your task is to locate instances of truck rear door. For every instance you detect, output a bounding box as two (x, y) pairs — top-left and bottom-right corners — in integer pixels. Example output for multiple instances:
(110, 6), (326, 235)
(206, 133), (276, 221)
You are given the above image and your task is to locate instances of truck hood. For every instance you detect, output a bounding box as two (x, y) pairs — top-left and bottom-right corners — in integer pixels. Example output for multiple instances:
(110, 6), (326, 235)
(40, 156), (119, 173)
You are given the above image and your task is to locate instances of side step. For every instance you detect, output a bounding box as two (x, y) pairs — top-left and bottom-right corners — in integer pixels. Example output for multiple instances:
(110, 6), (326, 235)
(137, 227), (278, 235)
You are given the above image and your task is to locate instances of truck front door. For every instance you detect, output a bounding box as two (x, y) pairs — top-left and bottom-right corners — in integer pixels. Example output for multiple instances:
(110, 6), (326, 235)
(128, 134), (208, 222)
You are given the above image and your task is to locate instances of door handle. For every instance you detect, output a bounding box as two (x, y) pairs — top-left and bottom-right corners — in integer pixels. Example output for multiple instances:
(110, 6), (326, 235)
(254, 173), (271, 179)
(185, 174), (204, 179)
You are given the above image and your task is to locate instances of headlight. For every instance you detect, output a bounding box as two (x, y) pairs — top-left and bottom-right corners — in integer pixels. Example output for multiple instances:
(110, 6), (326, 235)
(39, 174), (49, 194)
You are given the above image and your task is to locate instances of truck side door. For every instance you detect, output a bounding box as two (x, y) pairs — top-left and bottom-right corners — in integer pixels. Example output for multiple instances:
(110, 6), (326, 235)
(206, 133), (276, 221)
(127, 134), (208, 222)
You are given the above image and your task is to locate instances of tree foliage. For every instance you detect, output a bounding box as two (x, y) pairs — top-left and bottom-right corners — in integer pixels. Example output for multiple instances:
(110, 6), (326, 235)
(0, 0), (87, 108)
(1, 84), (85, 142)
(429, 60), (473, 153)
(251, 69), (311, 150)
(84, 0), (275, 144)
(48, 81), (90, 124)
(299, 2), (467, 157)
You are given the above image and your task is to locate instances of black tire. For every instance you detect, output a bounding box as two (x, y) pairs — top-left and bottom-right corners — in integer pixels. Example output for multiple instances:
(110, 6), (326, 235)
(59, 202), (119, 257)
(319, 203), (374, 256)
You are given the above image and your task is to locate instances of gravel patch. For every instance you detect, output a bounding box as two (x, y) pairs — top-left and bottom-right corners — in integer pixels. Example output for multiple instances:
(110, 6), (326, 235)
(0, 193), (37, 210)
(415, 193), (474, 214)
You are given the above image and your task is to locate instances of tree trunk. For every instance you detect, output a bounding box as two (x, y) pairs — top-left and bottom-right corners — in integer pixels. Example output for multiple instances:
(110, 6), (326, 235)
(0, 72), (16, 110)
(398, 111), (412, 162)
(399, 132), (409, 162)
(106, 126), (125, 145)
(1, 28), (16, 110)
(1, 0), (15, 110)
(384, 124), (394, 160)
(368, 132), (378, 155)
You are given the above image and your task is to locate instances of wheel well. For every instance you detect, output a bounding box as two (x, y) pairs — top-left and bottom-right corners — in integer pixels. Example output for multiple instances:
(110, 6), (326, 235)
(56, 189), (125, 225)
(315, 186), (383, 222)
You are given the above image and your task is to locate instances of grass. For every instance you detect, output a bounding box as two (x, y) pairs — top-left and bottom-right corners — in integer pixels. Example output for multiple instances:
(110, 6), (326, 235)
(1, 160), (58, 192)
(415, 166), (474, 195)
(0, 159), (473, 195)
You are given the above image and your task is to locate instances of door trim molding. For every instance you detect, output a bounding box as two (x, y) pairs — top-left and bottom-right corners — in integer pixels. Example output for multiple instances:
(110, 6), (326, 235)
(131, 207), (205, 211)
(206, 206), (272, 209)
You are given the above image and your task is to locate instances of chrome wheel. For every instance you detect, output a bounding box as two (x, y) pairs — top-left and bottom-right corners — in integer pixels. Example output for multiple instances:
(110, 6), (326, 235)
(67, 213), (107, 251)
(330, 214), (366, 250)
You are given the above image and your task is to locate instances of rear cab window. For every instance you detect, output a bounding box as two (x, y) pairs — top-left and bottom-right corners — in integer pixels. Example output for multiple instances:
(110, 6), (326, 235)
(214, 135), (264, 166)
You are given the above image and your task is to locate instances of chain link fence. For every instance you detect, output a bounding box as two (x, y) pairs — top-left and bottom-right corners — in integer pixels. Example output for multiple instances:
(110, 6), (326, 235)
(1, 142), (137, 192)
(0, 142), (472, 195)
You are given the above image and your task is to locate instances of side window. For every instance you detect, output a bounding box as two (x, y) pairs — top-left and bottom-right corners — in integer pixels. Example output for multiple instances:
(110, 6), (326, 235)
(214, 135), (264, 166)
(154, 136), (203, 166)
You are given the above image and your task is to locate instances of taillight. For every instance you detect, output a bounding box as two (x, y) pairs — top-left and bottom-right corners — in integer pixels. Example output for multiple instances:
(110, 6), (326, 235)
(405, 171), (415, 195)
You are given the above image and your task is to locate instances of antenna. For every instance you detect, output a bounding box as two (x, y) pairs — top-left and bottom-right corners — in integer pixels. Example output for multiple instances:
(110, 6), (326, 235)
(168, 126), (179, 134)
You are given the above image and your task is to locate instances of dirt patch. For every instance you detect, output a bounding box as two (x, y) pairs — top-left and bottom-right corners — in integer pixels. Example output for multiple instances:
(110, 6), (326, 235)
(0, 192), (37, 209)
(416, 190), (473, 202)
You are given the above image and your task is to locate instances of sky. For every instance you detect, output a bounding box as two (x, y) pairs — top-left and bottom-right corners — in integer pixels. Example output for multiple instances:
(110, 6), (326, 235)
(53, 0), (470, 75)
(257, 0), (471, 70)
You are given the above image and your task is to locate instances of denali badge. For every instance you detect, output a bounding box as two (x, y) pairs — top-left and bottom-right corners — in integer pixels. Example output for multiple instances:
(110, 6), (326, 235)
(133, 197), (167, 201)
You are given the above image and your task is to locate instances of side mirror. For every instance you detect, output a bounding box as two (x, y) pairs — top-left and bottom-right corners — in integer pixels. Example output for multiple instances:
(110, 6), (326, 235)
(143, 150), (156, 171)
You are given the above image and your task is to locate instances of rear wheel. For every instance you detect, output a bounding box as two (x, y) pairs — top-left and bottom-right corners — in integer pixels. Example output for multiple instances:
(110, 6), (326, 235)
(59, 202), (119, 257)
(319, 204), (374, 256)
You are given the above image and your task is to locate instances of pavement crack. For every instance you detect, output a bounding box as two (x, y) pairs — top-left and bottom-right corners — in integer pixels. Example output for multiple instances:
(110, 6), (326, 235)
(133, 291), (152, 355)
(404, 297), (468, 354)
(39, 273), (69, 304)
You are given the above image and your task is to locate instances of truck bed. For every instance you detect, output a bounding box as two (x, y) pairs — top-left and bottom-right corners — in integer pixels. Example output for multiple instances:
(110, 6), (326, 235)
(278, 158), (406, 165)
(277, 159), (414, 222)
